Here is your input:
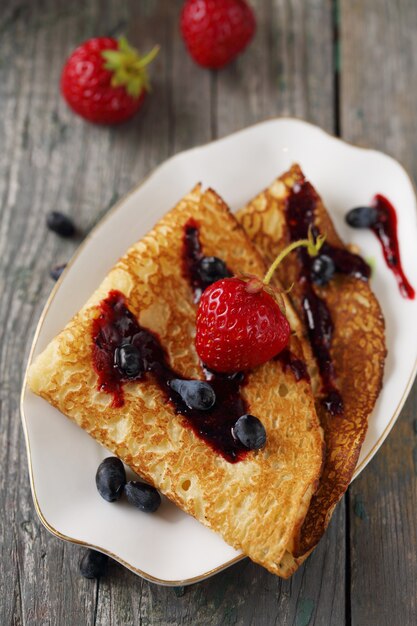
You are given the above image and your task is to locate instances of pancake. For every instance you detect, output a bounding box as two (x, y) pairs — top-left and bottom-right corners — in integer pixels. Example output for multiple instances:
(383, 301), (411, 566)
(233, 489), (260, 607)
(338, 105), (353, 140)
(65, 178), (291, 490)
(28, 184), (324, 576)
(237, 164), (386, 575)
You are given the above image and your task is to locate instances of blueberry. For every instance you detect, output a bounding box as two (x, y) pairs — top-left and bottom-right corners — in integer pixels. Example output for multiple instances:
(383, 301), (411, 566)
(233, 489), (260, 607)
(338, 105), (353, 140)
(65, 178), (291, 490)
(79, 549), (108, 579)
(169, 379), (216, 410)
(115, 344), (142, 378)
(96, 457), (126, 502)
(46, 211), (76, 237)
(125, 481), (161, 513)
(311, 255), (336, 286)
(198, 256), (230, 283)
(232, 414), (267, 450)
(50, 263), (66, 281)
(345, 206), (378, 228)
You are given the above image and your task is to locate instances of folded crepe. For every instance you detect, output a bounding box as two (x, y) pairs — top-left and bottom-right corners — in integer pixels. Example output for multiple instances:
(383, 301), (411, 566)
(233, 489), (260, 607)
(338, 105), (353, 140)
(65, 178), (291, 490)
(238, 164), (386, 576)
(28, 184), (324, 576)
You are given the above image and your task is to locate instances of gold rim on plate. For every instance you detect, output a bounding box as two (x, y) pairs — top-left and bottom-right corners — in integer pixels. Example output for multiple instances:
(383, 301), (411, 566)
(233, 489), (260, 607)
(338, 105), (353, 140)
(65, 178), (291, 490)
(20, 117), (417, 586)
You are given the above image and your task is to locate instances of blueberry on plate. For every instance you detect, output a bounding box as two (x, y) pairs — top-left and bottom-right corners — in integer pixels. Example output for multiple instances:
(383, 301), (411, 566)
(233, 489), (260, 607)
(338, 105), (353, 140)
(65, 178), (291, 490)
(198, 256), (230, 283)
(125, 481), (161, 513)
(96, 457), (126, 502)
(311, 254), (336, 286)
(46, 211), (76, 237)
(50, 263), (67, 281)
(169, 379), (216, 410)
(114, 343), (142, 378)
(232, 414), (267, 450)
(79, 549), (108, 579)
(345, 206), (378, 228)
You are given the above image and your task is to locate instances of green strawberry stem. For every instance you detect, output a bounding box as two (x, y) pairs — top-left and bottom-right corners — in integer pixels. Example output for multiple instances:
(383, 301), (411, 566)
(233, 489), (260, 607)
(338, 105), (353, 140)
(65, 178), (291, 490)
(101, 37), (160, 98)
(263, 228), (325, 286)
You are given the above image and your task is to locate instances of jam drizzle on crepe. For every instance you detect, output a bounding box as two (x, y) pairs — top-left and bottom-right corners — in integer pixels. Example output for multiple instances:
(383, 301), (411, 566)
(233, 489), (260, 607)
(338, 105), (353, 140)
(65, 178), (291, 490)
(285, 179), (370, 416)
(275, 348), (310, 382)
(92, 290), (249, 463)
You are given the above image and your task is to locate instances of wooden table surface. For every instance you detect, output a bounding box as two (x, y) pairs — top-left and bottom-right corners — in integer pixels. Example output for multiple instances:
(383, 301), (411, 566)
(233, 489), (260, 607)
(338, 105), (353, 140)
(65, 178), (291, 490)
(1, 1), (416, 624)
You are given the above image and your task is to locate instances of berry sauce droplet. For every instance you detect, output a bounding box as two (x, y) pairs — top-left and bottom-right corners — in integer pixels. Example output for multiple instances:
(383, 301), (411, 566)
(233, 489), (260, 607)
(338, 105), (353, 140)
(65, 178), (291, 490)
(285, 179), (353, 416)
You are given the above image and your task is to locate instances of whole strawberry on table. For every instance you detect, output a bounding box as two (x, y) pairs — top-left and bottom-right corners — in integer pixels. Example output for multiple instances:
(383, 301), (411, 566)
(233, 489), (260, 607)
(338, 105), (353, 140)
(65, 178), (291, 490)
(180, 0), (256, 68)
(61, 36), (159, 124)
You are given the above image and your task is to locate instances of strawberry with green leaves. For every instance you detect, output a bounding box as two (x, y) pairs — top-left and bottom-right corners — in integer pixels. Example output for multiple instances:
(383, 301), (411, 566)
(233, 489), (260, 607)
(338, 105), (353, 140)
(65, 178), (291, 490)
(61, 37), (159, 125)
(195, 230), (325, 373)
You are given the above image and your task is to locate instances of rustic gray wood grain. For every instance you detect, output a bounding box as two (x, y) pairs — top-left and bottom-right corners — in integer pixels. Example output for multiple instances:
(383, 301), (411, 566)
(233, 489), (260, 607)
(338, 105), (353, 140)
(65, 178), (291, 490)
(1, 0), (415, 624)
(215, 0), (335, 136)
(340, 1), (417, 624)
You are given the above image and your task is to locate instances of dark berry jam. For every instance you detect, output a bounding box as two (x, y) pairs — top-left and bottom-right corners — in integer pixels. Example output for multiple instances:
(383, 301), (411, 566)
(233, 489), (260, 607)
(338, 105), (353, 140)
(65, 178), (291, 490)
(371, 195), (415, 299)
(92, 290), (249, 462)
(182, 219), (231, 302)
(182, 219), (210, 303)
(319, 239), (370, 280)
(284, 178), (369, 416)
(275, 348), (310, 382)
(287, 182), (370, 282)
(92, 292), (147, 407)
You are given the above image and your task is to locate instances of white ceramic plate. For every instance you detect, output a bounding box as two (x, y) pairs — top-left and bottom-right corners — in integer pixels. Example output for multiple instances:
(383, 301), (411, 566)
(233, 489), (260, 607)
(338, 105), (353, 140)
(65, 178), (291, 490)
(21, 118), (417, 586)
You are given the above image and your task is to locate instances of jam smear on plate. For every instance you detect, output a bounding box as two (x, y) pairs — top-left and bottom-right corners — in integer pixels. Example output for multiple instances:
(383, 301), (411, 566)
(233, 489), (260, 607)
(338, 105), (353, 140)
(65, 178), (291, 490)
(370, 195), (415, 299)
(285, 179), (370, 416)
(92, 290), (249, 463)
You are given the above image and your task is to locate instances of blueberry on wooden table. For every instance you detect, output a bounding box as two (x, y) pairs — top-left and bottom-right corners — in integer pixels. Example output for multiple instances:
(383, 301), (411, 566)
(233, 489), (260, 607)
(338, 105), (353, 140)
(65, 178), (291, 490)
(198, 256), (230, 283)
(46, 211), (76, 237)
(96, 457), (126, 502)
(114, 343), (142, 378)
(169, 379), (216, 410)
(125, 481), (161, 513)
(310, 255), (335, 286)
(50, 263), (67, 281)
(79, 549), (108, 579)
(345, 206), (378, 228)
(232, 414), (267, 450)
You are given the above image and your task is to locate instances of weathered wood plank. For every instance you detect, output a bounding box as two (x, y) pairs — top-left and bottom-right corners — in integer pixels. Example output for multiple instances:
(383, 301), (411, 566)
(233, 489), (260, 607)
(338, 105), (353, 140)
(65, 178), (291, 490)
(0, 1), (99, 622)
(216, 0), (335, 136)
(340, 1), (417, 624)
